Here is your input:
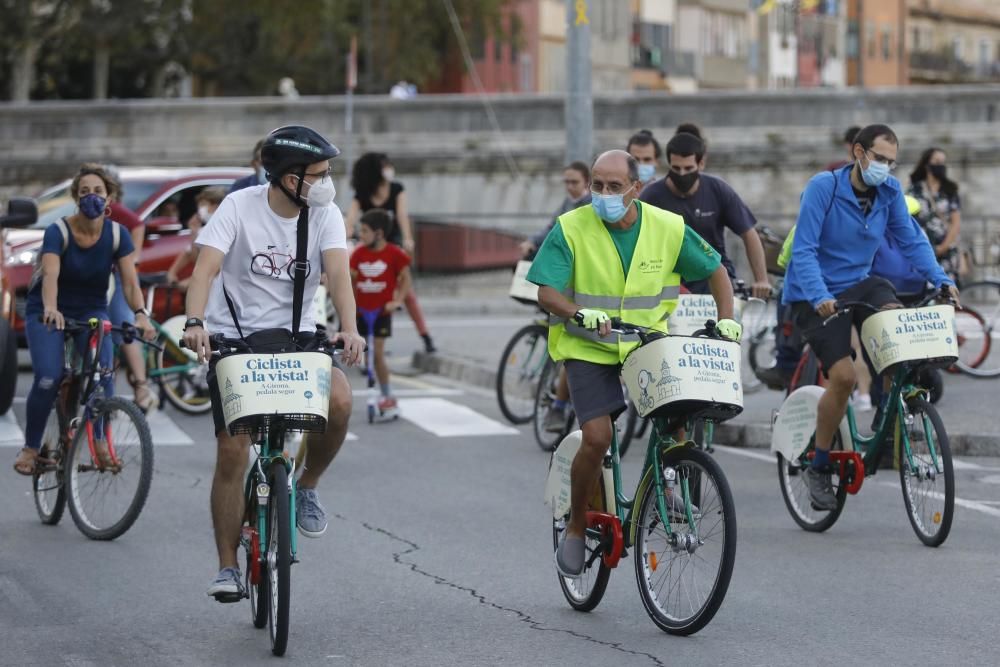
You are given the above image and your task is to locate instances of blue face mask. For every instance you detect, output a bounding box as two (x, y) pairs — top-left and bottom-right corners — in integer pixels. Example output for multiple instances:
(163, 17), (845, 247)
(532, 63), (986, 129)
(861, 153), (890, 187)
(637, 163), (656, 183)
(78, 193), (107, 219)
(591, 185), (635, 223)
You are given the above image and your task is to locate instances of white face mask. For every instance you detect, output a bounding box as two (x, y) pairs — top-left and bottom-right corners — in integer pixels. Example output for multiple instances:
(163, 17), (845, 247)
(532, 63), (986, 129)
(382, 167), (395, 182)
(297, 174), (336, 208)
(198, 205), (212, 223)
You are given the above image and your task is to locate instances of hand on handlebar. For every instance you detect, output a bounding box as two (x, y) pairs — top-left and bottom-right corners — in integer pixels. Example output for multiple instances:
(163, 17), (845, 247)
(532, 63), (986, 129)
(815, 299), (837, 318)
(574, 309), (612, 337)
(42, 308), (65, 331)
(182, 325), (212, 364)
(750, 280), (772, 300)
(332, 330), (366, 367)
(942, 284), (961, 308)
(716, 318), (743, 343)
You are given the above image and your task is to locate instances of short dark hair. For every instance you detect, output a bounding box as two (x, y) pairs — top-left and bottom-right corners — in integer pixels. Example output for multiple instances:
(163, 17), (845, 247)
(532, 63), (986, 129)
(665, 132), (706, 162)
(360, 208), (394, 238)
(252, 138), (266, 161)
(196, 186), (226, 206)
(626, 155), (639, 182)
(565, 161), (590, 182)
(853, 124), (898, 151)
(675, 122), (703, 140)
(626, 129), (661, 159)
(843, 126), (861, 145)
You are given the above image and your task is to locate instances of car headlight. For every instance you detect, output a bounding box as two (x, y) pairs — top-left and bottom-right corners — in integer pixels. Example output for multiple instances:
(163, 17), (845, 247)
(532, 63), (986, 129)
(5, 247), (39, 267)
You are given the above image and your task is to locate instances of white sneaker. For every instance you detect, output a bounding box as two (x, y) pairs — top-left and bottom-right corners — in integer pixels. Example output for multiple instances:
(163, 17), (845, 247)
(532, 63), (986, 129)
(854, 393), (873, 412)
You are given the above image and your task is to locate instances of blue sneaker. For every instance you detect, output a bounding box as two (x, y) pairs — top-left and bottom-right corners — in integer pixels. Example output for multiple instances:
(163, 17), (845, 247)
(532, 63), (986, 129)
(296, 487), (328, 538)
(207, 567), (244, 602)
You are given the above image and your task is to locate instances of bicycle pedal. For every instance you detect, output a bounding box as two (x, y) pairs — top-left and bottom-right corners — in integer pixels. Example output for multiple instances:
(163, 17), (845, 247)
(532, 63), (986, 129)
(212, 592), (243, 604)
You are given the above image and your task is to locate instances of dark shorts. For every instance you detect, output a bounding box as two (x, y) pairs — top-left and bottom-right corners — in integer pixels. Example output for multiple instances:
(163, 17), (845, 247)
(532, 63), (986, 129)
(357, 312), (392, 338)
(564, 359), (627, 426)
(792, 276), (900, 375)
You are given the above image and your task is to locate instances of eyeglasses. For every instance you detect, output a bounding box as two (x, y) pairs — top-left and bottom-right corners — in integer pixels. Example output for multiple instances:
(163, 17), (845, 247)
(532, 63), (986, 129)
(865, 150), (897, 171)
(591, 181), (635, 195)
(302, 167), (332, 181)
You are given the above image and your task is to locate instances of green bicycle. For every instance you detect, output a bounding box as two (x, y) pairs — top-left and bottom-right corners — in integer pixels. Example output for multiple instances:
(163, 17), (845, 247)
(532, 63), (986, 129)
(545, 318), (739, 635)
(197, 332), (338, 656)
(772, 294), (957, 546)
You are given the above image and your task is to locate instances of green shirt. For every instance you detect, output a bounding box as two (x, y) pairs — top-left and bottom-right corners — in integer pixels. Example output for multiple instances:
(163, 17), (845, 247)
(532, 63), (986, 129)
(527, 201), (721, 291)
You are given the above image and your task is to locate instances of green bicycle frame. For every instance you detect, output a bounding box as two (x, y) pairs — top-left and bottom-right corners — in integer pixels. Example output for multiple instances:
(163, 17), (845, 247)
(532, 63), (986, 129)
(244, 427), (298, 562)
(832, 362), (942, 477)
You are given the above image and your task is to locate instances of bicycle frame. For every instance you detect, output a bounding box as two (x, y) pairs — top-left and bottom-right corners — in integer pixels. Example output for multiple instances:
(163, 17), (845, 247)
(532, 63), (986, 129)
(63, 319), (122, 469)
(244, 423), (299, 572)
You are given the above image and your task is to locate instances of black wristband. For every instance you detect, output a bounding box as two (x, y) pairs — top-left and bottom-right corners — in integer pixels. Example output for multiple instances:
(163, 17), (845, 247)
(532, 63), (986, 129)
(183, 317), (204, 331)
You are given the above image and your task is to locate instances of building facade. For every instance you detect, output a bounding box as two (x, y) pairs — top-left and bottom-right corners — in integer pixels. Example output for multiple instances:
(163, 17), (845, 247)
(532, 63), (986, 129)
(908, 0), (1000, 84)
(846, 0), (907, 86)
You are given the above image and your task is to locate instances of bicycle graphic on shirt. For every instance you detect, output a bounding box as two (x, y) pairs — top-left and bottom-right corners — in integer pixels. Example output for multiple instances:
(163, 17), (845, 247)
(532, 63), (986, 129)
(250, 246), (312, 281)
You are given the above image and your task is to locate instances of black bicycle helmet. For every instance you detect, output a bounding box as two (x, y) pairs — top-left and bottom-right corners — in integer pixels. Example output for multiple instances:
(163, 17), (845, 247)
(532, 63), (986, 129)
(260, 125), (341, 205)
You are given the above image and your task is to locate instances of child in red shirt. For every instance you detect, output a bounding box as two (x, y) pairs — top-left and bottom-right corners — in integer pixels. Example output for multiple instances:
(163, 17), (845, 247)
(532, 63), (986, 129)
(350, 209), (412, 413)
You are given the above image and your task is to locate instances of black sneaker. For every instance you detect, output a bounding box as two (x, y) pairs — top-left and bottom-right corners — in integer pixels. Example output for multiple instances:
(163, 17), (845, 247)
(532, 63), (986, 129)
(805, 466), (837, 511)
(756, 365), (793, 390)
(422, 334), (437, 354)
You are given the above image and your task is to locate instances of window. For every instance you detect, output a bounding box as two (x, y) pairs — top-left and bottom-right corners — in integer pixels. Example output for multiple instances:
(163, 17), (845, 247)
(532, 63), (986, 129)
(953, 35), (964, 61)
(846, 20), (859, 58)
(911, 26), (920, 52)
(494, 37), (502, 63)
(979, 38), (991, 67)
(882, 27), (892, 61)
(510, 14), (522, 64)
(866, 21), (876, 59)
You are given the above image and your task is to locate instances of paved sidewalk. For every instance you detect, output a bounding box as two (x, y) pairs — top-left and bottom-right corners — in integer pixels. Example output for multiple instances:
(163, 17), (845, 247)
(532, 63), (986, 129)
(401, 276), (1000, 456)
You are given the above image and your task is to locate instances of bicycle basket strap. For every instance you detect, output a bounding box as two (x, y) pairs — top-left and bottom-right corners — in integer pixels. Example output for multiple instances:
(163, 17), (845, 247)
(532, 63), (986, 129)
(290, 206), (309, 338)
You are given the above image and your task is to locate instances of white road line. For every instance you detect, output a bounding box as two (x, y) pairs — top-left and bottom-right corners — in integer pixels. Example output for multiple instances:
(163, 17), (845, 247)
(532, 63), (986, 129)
(397, 397), (518, 437)
(142, 409), (194, 446)
(0, 412), (24, 446)
(712, 445), (1000, 521)
(352, 388), (463, 399)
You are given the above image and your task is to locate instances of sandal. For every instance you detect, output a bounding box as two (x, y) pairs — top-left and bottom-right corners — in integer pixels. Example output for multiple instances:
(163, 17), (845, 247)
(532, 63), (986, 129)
(12, 447), (51, 476)
(91, 440), (118, 470)
(132, 380), (159, 413)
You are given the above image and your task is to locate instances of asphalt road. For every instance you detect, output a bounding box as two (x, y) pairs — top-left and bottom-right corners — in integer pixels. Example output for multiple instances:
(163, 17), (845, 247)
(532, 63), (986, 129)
(2, 349), (999, 665)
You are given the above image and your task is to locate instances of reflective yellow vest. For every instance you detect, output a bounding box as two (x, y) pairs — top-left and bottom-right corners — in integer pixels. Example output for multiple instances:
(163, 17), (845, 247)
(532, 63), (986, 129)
(548, 203), (685, 365)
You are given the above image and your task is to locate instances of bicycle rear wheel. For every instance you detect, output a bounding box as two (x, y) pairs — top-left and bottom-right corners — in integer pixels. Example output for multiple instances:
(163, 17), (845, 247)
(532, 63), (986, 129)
(777, 433), (848, 532)
(246, 492), (269, 629)
(951, 305), (993, 377)
(496, 324), (548, 424)
(617, 402), (638, 458)
(33, 411), (66, 525)
(266, 460), (291, 656)
(533, 359), (571, 451)
(551, 460), (611, 612)
(65, 397), (154, 540)
(634, 446), (736, 635)
(898, 398), (954, 547)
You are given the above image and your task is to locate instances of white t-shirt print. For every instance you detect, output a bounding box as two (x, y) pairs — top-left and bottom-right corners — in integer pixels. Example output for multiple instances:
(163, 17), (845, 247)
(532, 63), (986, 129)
(196, 185), (347, 338)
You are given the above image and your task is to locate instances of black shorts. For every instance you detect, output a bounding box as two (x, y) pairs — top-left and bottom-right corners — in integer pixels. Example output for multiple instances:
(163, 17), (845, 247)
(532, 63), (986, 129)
(356, 312), (392, 338)
(792, 276), (900, 374)
(564, 359), (627, 426)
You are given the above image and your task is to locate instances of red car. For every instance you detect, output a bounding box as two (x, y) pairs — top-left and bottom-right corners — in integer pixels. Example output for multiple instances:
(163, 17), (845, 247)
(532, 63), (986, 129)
(4, 166), (252, 337)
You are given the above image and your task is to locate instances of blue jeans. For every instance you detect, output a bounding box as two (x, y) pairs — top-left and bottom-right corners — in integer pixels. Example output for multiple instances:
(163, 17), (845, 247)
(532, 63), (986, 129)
(108, 272), (136, 345)
(24, 310), (115, 451)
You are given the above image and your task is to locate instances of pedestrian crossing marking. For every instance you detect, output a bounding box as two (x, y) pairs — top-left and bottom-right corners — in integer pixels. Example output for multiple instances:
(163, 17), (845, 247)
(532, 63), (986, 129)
(0, 408), (194, 447)
(0, 412), (24, 446)
(397, 397), (518, 437)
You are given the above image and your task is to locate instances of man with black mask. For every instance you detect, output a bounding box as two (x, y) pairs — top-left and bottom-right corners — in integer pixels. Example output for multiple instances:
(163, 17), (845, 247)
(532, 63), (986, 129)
(640, 132), (770, 298)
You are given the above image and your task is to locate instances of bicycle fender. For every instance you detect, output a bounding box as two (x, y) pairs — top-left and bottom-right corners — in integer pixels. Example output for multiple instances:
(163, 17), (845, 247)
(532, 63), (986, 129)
(626, 441), (696, 547)
(544, 431), (582, 519)
(771, 385), (852, 461)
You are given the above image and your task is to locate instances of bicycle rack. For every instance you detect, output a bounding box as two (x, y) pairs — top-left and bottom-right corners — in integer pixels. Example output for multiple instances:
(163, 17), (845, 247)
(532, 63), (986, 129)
(586, 511), (623, 568)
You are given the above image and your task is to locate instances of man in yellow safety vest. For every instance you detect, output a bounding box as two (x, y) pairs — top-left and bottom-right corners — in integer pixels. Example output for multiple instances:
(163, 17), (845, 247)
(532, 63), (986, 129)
(527, 150), (742, 577)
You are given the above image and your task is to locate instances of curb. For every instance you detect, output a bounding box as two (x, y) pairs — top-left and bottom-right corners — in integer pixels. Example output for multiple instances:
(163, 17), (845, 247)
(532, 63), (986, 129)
(410, 351), (999, 457)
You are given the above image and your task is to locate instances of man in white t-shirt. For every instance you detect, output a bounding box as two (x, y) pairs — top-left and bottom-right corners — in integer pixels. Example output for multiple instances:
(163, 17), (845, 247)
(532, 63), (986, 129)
(183, 126), (366, 602)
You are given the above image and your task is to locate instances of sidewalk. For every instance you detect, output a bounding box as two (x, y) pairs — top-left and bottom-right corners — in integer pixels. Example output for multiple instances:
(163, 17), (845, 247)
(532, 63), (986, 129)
(404, 272), (1000, 456)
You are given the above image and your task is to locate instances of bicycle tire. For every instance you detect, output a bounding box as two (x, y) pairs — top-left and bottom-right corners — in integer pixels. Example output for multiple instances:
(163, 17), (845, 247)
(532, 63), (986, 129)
(898, 398), (954, 547)
(951, 280), (1000, 377)
(496, 324), (548, 424)
(33, 412), (66, 525)
(533, 359), (572, 451)
(65, 397), (154, 540)
(267, 460), (291, 656)
(251, 252), (279, 277)
(777, 433), (848, 533)
(634, 446), (736, 635)
(617, 402), (638, 458)
(552, 457), (611, 612)
(154, 325), (213, 415)
(247, 493), (269, 629)
(0, 317), (17, 415)
(952, 305), (995, 377)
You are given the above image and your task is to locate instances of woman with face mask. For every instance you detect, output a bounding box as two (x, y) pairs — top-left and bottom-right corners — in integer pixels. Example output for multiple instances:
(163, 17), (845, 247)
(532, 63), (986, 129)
(345, 152), (436, 354)
(13, 164), (153, 475)
(908, 147), (962, 283)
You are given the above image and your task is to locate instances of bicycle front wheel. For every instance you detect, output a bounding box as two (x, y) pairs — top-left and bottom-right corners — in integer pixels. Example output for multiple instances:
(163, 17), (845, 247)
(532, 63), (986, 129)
(777, 433), (848, 533)
(33, 411), (66, 525)
(246, 493), (269, 629)
(154, 326), (213, 415)
(496, 324), (548, 424)
(634, 446), (736, 635)
(533, 359), (571, 451)
(267, 460), (291, 656)
(66, 397), (154, 540)
(898, 398), (954, 547)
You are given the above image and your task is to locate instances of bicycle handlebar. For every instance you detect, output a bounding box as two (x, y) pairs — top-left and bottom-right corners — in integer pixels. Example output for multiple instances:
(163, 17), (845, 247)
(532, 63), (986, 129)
(820, 288), (956, 328)
(39, 316), (163, 351)
(607, 317), (735, 343)
(180, 333), (344, 358)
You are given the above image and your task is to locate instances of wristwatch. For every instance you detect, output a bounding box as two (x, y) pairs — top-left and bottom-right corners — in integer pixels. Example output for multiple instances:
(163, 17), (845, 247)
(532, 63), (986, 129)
(183, 317), (204, 331)
(134, 307), (149, 317)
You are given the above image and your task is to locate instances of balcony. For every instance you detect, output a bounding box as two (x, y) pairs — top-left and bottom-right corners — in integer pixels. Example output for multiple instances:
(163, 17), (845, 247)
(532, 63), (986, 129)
(910, 50), (1000, 83)
(662, 50), (697, 78)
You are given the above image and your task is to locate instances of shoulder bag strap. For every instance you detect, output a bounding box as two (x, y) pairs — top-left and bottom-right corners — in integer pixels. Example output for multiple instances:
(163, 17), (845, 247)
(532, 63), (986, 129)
(290, 207), (310, 338)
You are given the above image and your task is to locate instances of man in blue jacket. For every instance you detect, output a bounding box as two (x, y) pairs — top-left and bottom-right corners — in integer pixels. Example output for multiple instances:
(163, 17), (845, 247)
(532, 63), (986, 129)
(783, 124), (958, 511)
